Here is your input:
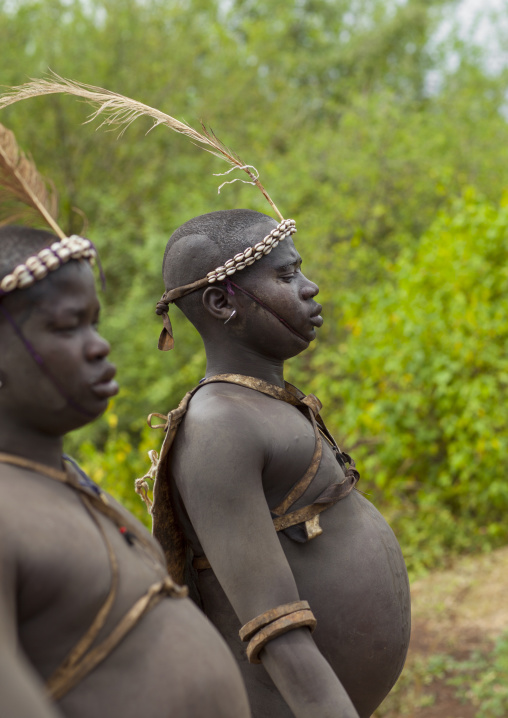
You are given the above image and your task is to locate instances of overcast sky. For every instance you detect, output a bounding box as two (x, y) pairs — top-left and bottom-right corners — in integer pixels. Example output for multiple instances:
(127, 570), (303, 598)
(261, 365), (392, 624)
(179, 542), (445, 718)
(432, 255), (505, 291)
(447, 0), (508, 71)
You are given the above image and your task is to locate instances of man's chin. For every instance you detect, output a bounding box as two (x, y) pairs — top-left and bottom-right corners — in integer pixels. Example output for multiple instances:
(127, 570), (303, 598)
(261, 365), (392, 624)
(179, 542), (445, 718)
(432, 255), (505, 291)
(66, 396), (112, 427)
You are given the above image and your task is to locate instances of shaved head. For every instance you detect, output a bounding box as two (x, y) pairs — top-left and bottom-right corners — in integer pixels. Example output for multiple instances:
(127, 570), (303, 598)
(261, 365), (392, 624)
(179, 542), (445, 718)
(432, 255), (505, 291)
(0, 225), (58, 280)
(163, 209), (277, 289)
(162, 209), (277, 324)
(0, 226), (62, 319)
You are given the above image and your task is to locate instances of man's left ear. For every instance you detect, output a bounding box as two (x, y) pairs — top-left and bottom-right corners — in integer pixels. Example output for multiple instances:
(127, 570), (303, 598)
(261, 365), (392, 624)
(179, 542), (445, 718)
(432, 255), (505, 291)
(202, 285), (236, 322)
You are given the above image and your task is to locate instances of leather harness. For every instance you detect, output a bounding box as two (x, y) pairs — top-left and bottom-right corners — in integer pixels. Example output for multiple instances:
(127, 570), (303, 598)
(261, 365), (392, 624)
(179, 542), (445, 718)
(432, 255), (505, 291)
(0, 452), (187, 702)
(147, 374), (359, 583)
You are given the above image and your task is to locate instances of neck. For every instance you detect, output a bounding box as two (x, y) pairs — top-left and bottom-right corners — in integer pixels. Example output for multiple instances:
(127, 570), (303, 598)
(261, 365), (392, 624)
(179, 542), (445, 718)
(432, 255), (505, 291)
(0, 413), (64, 471)
(203, 342), (286, 388)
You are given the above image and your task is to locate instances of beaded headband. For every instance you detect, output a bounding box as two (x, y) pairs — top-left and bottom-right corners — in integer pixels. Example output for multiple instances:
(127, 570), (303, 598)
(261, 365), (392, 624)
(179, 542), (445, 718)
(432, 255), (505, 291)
(0, 121), (98, 298)
(206, 219), (296, 284)
(155, 219), (297, 350)
(0, 78), (299, 349)
(0, 235), (96, 297)
(0, 123), (104, 418)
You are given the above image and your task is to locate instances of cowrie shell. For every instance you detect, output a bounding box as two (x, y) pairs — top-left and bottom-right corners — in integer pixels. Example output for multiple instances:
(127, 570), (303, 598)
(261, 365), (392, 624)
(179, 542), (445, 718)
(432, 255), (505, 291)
(0, 274), (17, 292)
(17, 270), (34, 288)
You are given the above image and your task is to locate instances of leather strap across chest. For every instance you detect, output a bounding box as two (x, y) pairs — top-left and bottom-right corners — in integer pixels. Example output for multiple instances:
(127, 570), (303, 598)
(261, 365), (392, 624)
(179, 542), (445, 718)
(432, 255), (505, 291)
(0, 452), (186, 701)
(149, 374), (359, 544)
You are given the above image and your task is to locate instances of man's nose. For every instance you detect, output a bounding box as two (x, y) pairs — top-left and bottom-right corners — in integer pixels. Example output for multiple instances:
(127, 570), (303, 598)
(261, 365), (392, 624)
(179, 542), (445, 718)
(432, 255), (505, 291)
(301, 275), (319, 299)
(86, 331), (111, 361)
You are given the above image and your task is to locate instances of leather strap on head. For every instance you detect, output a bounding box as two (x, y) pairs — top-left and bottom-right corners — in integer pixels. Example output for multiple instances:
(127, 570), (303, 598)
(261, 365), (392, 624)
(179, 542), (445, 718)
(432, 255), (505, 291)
(156, 298), (174, 351)
(155, 219), (297, 350)
(225, 279), (308, 344)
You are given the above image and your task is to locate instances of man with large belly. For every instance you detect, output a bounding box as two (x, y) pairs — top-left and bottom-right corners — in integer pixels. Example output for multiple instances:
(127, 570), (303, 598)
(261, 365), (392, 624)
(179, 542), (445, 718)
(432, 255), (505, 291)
(0, 224), (250, 718)
(146, 208), (411, 718)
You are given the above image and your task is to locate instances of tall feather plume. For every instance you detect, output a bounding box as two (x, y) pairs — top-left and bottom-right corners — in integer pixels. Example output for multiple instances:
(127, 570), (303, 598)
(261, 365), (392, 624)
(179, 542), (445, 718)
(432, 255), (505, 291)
(0, 123), (64, 237)
(0, 74), (284, 221)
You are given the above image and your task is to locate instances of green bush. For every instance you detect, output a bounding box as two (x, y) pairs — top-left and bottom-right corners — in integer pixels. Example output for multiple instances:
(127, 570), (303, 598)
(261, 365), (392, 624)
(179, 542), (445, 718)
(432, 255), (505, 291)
(376, 632), (508, 717)
(311, 191), (508, 574)
(4, 0), (508, 575)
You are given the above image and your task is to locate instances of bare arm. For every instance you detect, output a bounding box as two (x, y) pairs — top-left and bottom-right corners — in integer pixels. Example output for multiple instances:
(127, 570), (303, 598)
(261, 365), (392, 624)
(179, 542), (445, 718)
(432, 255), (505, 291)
(174, 397), (359, 718)
(0, 533), (62, 718)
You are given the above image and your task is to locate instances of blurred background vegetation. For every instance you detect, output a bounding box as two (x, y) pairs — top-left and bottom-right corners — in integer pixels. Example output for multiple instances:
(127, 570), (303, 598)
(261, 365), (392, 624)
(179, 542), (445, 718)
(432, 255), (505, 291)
(3, 0), (508, 713)
(2, 0), (508, 573)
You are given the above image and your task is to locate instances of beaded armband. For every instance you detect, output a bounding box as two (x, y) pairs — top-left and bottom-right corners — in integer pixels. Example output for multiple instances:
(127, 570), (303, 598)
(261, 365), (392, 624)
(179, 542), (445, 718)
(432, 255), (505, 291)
(0, 235), (96, 296)
(239, 600), (317, 664)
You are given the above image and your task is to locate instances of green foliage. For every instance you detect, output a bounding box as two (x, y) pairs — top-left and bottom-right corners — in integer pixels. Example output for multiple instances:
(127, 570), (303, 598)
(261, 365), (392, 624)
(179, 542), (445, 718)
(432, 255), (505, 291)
(69, 405), (155, 526)
(375, 632), (508, 717)
(447, 634), (508, 717)
(312, 191), (508, 574)
(2, 0), (508, 575)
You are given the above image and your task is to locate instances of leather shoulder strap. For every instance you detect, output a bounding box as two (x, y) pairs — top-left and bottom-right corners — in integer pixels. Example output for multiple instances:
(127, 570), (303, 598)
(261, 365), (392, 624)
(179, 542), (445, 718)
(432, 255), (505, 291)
(198, 373), (302, 406)
(150, 374), (337, 565)
(194, 375), (325, 517)
(271, 411), (322, 516)
(47, 576), (179, 701)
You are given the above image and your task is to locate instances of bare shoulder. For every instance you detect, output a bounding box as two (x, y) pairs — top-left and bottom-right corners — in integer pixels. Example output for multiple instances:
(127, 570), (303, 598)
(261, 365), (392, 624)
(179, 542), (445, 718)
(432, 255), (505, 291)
(186, 381), (272, 424)
(170, 380), (315, 502)
(176, 382), (273, 453)
(170, 383), (275, 498)
(0, 463), (48, 536)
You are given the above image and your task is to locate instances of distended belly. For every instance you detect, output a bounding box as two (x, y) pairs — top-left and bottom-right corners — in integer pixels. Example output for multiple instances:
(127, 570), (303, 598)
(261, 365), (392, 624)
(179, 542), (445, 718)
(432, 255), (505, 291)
(58, 597), (249, 718)
(282, 491), (410, 701)
(199, 490), (411, 717)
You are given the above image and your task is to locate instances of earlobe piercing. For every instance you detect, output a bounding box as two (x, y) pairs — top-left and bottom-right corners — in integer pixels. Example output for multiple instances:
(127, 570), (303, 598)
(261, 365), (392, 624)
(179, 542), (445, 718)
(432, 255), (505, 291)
(224, 309), (237, 325)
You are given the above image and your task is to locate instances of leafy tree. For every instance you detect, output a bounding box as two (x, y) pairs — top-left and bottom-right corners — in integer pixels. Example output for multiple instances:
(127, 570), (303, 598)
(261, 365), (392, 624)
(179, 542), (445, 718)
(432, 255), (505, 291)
(311, 191), (508, 573)
(2, 0), (508, 565)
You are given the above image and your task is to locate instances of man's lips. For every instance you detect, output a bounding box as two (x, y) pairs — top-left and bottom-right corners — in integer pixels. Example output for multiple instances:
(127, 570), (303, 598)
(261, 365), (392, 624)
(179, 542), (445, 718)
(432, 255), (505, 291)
(310, 304), (324, 328)
(90, 365), (119, 399)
